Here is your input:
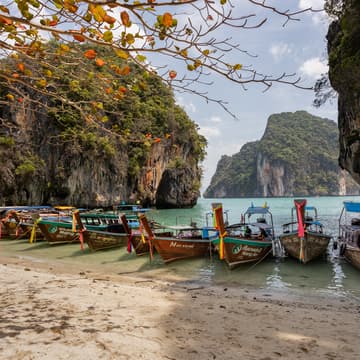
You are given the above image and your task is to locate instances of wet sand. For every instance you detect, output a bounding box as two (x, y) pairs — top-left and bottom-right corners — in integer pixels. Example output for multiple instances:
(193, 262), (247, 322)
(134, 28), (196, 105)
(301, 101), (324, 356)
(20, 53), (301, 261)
(1, 253), (360, 360)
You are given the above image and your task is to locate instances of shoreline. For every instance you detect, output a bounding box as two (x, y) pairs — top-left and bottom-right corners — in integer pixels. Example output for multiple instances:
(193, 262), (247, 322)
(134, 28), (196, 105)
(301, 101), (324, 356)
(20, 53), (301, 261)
(1, 254), (360, 359)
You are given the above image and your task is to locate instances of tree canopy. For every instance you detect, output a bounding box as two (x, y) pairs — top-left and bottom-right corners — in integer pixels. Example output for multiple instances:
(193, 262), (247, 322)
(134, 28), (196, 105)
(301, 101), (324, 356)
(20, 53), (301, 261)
(0, 1), (322, 122)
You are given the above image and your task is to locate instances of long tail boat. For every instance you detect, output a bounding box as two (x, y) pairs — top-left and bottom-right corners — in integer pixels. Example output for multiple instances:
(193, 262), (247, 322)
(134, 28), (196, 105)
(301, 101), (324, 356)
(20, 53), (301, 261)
(213, 203), (274, 269)
(73, 211), (130, 251)
(120, 215), (152, 256)
(279, 199), (332, 264)
(138, 214), (217, 263)
(337, 201), (360, 270)
(0, 206), (54, 240)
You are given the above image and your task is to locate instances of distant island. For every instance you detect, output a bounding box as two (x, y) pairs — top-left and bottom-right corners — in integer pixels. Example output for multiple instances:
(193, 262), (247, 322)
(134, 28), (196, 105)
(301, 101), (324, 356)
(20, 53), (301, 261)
(204, 111), (360, 198)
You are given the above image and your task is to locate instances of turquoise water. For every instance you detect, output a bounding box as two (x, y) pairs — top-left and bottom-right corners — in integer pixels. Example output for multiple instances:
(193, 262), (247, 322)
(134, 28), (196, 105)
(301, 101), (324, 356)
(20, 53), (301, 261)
(1, 196), (360, 301)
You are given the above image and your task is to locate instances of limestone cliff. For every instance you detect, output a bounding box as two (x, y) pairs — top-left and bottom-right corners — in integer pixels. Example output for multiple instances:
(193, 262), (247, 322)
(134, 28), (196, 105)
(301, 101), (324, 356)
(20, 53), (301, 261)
(0, 50), (206, 209)
(326, 1), (360, 184)
(204, 111), (360, 198)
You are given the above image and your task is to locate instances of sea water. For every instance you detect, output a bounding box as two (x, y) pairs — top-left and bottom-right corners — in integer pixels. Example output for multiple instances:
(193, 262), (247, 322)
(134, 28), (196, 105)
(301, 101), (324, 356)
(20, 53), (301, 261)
(1, 196), (360, 302)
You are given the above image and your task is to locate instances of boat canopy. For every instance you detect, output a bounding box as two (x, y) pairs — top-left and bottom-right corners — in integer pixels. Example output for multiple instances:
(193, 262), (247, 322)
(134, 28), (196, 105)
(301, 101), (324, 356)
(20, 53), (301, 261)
(343, 201), (360, 213)
(244, 206), (270, 215)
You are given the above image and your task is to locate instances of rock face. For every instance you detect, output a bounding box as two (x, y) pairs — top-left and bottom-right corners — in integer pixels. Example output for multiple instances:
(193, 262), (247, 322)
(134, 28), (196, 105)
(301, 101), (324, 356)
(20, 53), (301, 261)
(204, 111), (360, 198)
(0, 96), (204, 209)
(327, 2), (360, 185)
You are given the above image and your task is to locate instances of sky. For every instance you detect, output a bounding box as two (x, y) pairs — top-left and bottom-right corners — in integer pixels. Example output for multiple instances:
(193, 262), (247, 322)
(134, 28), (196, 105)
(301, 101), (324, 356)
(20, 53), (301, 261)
(173, 0), (338, 194)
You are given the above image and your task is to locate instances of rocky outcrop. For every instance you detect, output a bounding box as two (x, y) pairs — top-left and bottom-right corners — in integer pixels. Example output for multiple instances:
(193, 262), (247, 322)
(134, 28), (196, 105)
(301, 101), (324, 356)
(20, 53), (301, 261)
(327, 1), (360, 184)
(0, 97), (203, 209)
(204, 111), (360, 198)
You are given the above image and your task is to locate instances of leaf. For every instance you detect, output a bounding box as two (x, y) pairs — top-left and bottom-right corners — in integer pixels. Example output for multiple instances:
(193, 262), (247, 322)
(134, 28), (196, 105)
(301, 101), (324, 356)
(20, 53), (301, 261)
(6, 94), (14, 101)
(89, 5), (106, 22)
(233, 63), (242, 70)
(125, 33), (135, 45)
(162, 12), (173, 27)
(95, 58), (105, 67)
(72, 33), (85, 42)
(180, 49), (188, 57)
(0, 5), (9, 14)
(17, 63), (25, 72)
(120, 11), (130, 26)
(103, 30), (113, 42)
(114, 49), (129, 59)
(121, 65), (131, 75)
(220, 0), (227, 4)
(84, 49), (96, 59)
(37, 79), (47, 88)
(0, 15), (12, 25)
(64, 0), (78, 13)
(136, 54), (146, 63)
(169, 70), (177, 79)
(44, 69), (52, 77)
(104, 15), (116, 25)
(60, 44), (70, 52)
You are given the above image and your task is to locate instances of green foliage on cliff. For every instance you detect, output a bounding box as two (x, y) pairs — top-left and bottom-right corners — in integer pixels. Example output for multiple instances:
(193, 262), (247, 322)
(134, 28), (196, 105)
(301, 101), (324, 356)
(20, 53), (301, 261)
(0, 42), (206, 205)
(327, 1), (360, 96)
(204, 111), (357, 198)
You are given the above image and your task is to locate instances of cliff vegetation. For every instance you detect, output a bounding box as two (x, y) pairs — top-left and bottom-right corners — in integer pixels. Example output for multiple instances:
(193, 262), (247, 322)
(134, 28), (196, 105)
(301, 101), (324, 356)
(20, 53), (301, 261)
(0, 43), (206, 208)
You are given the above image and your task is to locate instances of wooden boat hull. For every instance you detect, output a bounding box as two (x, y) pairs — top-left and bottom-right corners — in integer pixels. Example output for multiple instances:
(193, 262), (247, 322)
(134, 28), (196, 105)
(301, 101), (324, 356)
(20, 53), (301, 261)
(213, 237), (272, 269)
(152, 236), (211, 263)
(37, 222), (79, 244)
(18, 222), (45, 241)
(81, 230), (128, 251)
(279, 231), (331, 263)
(0, 220), (20, 239)
(344, 245), (360, 271)
(129, 234), (150, 256)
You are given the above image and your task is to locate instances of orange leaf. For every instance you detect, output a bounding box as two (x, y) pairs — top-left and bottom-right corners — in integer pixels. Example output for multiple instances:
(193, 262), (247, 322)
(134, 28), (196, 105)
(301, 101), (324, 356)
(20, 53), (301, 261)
(118, 86), (127, 93)
(154, 138), (161, 143)
(121, 65), (131, 75)
(0, 15), (12, 25)
(12, 73), (20, 78)
(49, 19), (58, 26)
(162, 12), (173, 27)
(120, 11), (130, 26)
(95, 58), (105, 67)
(104, 15), (116, 25)
(17, 63), (25, 72)
(84, 49), (96, 59)
(73, 33), (85, 42)
(17, 97), (23, 103)
(105, 87), (113, 94)
(169, 70), (177, 79)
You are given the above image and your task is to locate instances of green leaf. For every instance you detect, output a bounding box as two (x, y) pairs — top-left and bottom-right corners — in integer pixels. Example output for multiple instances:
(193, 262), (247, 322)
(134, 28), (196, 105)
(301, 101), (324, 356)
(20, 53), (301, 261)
(103, 30), (113, 42)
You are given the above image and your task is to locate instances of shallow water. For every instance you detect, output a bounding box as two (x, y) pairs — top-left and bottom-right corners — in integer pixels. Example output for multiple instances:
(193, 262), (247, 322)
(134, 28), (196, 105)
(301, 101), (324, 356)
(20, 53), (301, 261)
(1, 196), (360, 302)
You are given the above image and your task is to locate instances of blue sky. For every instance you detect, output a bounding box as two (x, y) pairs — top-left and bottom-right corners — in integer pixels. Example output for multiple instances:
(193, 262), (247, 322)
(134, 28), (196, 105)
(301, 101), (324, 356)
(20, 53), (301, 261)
(174, 0), (338, 194)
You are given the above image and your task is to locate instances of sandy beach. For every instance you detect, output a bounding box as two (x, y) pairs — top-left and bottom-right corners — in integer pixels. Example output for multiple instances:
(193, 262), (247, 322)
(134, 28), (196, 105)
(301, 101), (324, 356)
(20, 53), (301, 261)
(0, 254), (360, 360)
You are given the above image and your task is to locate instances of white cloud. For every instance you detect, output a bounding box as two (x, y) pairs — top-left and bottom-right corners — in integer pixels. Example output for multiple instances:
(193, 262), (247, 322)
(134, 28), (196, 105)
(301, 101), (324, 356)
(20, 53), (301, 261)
(176, 96), (197, 113)
(210, 116), (222, 123)
(299, 57), (328, 79)
(298, 0), (329, 26)
(269, 42), (292, 61)
(198, 126), (221, 139)
(298, 0), (324, 9)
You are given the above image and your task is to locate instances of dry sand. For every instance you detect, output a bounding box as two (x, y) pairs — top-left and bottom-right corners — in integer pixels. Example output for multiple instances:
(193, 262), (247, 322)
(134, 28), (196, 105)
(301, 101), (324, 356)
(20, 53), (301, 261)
(1, 255), (360, 360)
